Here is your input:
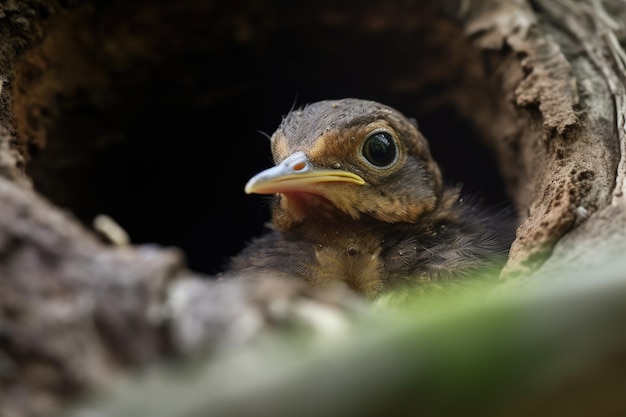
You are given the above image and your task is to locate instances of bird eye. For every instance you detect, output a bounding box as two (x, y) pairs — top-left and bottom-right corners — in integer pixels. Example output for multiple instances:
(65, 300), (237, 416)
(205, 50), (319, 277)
(361, 131), (398, 168)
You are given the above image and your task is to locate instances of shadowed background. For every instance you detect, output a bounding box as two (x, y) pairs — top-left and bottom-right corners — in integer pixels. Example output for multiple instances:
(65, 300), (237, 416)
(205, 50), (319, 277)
(12, 1), (509, 275)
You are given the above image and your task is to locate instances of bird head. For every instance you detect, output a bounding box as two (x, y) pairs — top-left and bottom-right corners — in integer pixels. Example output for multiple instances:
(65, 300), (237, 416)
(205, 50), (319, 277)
(245, 99), (443, 231)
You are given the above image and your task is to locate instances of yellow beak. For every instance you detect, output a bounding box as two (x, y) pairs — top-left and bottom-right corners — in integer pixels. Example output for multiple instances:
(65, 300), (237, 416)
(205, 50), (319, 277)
(245, 151), (365, 195)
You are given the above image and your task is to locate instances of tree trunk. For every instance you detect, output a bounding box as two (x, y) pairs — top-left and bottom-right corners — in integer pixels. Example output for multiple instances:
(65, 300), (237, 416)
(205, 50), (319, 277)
(0, 1), (625, 416)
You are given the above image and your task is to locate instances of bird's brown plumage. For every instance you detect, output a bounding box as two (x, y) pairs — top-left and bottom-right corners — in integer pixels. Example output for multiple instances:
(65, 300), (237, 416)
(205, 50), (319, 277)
(229, 98), (514, 297)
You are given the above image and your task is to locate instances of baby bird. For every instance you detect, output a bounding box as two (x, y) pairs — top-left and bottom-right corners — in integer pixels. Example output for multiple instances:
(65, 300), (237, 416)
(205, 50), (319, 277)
(229, 99), (514, 298)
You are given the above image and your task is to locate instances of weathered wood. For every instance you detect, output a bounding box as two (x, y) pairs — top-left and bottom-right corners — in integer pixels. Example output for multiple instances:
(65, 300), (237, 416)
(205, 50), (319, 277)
(0, 169), (361, 417)
(0, 172), (179, 415)
(466, 0), (625, 276)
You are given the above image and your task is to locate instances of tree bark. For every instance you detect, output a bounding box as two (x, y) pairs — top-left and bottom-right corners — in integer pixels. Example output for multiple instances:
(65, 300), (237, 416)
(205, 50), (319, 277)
(463, 0), (626, 278)
(0, 1), (625, 416)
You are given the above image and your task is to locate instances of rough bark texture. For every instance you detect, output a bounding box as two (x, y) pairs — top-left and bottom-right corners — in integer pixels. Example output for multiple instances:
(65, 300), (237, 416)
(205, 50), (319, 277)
(0, 0), (625, 416)
(0, 169), (361, 417)
(465, 0), (624, 277)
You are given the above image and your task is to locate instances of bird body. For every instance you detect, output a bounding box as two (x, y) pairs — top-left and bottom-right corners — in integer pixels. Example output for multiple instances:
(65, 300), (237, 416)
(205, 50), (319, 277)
(230, 99), (514, 297)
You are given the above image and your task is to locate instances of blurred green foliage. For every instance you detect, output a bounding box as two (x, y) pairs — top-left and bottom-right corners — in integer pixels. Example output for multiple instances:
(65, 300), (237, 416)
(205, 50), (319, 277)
(63, 253), (626, 417)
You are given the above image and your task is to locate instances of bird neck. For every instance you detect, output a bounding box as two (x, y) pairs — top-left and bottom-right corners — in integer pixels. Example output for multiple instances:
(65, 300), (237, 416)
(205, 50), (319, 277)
(270, 187), (462, 233)
(270, 192), (353, 232)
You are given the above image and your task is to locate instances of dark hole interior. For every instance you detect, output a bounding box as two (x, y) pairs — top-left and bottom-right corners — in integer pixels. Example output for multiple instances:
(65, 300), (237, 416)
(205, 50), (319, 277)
(23, 3), (510, 276)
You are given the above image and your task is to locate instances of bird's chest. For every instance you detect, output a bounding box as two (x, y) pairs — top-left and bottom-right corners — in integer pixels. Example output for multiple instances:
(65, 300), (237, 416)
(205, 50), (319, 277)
(295, 224), (387, 296)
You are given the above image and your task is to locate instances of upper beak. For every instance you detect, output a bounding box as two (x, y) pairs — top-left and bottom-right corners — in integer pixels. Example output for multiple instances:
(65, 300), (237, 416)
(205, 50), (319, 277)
(245, 151), (365, 195)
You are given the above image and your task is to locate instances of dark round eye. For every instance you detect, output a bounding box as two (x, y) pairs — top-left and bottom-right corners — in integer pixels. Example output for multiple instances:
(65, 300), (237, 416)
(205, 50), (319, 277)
(361, 131), (397, 167)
